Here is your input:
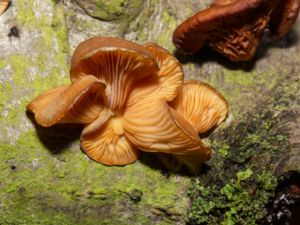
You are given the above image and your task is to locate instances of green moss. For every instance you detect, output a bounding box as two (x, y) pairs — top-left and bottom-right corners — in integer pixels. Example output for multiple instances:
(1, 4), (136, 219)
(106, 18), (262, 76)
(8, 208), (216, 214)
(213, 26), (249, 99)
(155, 10), (177, 52)
(0, 81), (13, 108)
(0, 48), (68, 140)
(0, 55), (31, 140)
(223, 70), (255, 86)
(0, 0), (70, 140)
(95, 0), (130, 19)
(17, 0), (70, 66)
(51, 5), (70, 55)
(188, 169), (277, 225)
(203, 67), (280, 117)
(188, 73), (294, 224)
(10, 54), (31, 84)
(0, 128), (188, 224)
(216, 143), (230, 158)
(0, 59), (7, 69)
(17, 0), (35, 26)
(76, 0), (144, 22)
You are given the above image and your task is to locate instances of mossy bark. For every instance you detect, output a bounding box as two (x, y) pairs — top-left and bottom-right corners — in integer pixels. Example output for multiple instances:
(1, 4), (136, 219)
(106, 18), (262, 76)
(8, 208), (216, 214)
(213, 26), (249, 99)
(0, 0), (299, 224)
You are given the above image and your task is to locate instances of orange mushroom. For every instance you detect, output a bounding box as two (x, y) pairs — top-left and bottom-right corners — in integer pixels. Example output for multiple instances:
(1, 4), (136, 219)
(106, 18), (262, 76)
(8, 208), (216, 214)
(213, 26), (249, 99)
(0, 0), (9, 16)
(27, 37), (228, 172)
(173, 0), (299, 61)
(158, 81), (228, 172)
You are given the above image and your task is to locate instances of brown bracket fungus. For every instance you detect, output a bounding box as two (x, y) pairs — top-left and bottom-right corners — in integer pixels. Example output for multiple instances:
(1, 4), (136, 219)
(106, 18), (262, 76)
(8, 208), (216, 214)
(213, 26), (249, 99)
(0, 0), (9, 16)
(173, 0), (300, 61)
(27, 37), (228, 173)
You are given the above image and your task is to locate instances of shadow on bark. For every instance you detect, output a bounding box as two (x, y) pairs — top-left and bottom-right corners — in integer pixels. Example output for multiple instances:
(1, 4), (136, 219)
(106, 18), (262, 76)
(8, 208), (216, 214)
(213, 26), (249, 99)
(174, 29), (299, 72)
(26, 111), (200, 177)
(26, 111), (83, 154)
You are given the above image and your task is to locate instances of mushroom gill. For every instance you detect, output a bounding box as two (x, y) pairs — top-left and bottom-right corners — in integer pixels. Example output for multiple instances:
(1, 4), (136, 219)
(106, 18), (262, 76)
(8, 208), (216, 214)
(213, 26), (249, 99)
(27, 37), (228, 172)
(169, 81), (228, 134)
(157, 81), (228, 173)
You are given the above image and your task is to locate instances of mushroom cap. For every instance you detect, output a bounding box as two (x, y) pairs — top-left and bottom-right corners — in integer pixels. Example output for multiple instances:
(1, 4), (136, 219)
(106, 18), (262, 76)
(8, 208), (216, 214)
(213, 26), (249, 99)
(172, 0), (269, 60)
(169, 80), (228, 134)
(80, 116), (139, 166)
(269, 0), (300, 38)
(0, 0), (9, 16)
(160, 80), (228, 173)
(77, 41), (185, 166)
(122, 42), (207, 156)
(27, 75), (106, 127)
(70, 37), (159, 111)
(127, 42), (184, 105)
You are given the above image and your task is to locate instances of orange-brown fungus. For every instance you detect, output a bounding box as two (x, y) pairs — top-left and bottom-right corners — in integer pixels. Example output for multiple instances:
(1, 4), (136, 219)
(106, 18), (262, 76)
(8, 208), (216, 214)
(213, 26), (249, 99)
(27, 37), (228, 173)
(269, 0), (300, 38)
(173, 0), (300, 61)
(0, 0), (9, 16)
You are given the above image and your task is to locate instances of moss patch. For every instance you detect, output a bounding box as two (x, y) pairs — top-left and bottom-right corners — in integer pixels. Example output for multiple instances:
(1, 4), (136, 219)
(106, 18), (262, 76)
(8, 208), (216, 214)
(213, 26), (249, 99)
(127, 0), (180, 52)
(188, 73), (295, 224)
(189, 169), (277, 225)
(1, 2), (189, 223)
(0, 130), (188, 224)
(74, 0), (144, 22)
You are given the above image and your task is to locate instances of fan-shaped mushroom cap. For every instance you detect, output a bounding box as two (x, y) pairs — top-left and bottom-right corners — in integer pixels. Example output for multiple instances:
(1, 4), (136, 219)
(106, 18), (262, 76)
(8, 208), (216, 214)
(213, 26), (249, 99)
(81, 116), (139, 166)
(157, 81), (228, 173)
(169, 81), (228, 134)
(70, 37), (159, 111)
(269, 0), (300, 38)
(124, 98), (210, 159)
(173, 0), (272, 61)
(27, 75), (105, 127)
(123, 44), (209, 159)
(127, 43), (184, 105)
(0, 0), (9, 16)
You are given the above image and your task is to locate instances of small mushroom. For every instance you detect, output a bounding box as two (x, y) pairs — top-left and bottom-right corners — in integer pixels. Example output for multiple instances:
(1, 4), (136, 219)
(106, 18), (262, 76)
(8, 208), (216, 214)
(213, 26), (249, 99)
(28, 37), (161, 166)
(173, 0), (299, 61)
(0, 0), (9, 16)
(27, 37), (228, 172)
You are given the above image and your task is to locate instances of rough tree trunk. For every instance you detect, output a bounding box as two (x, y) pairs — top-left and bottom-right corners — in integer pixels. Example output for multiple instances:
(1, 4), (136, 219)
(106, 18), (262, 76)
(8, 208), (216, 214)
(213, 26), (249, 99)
(0, 0), (299, 224)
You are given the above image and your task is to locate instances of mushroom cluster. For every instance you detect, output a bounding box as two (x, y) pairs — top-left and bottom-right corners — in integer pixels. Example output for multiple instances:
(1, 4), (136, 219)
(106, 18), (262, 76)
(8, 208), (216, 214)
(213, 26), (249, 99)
(173, 0), (300, 61)
(27, 37), (228, 172)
